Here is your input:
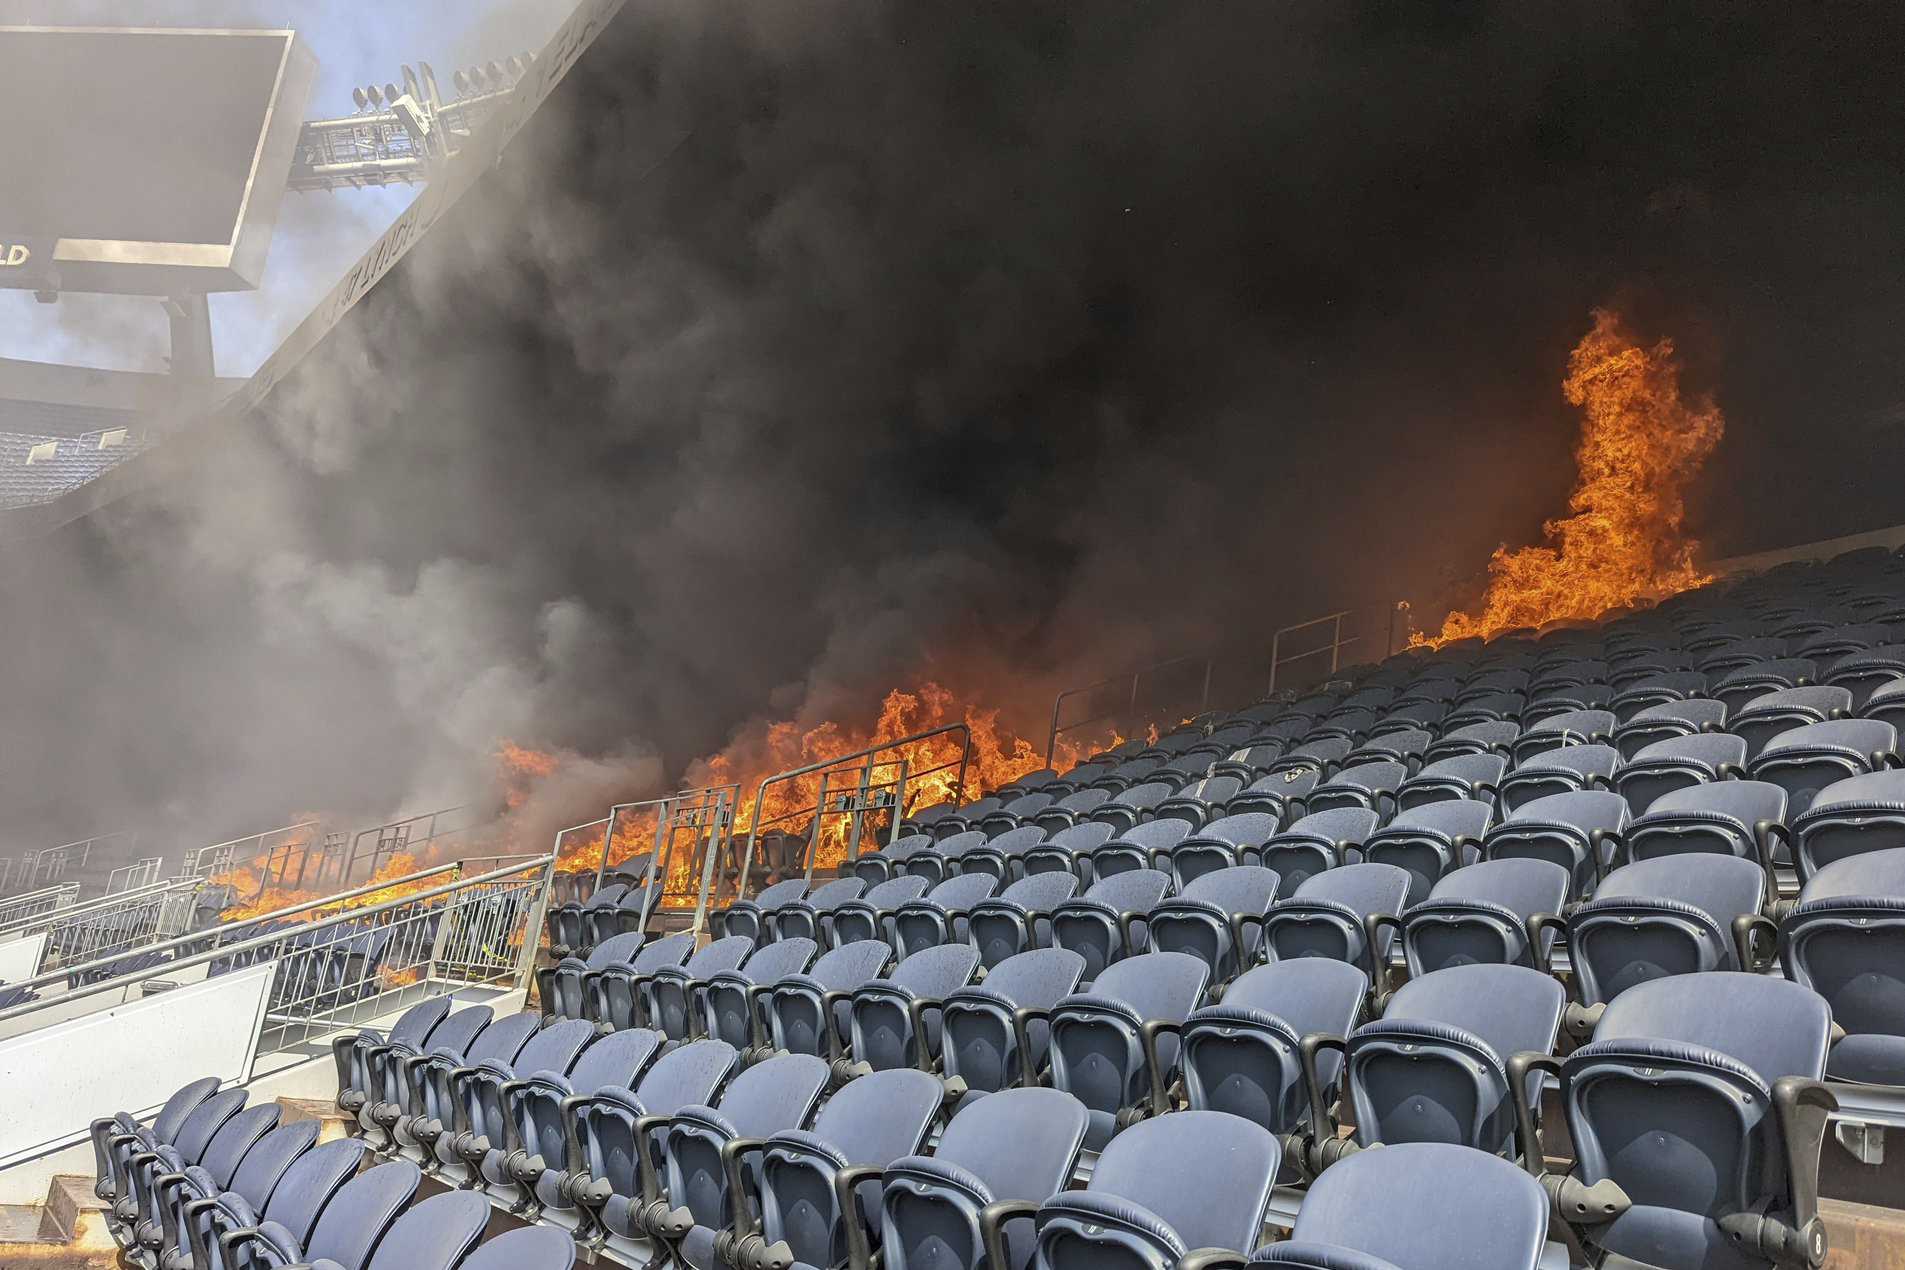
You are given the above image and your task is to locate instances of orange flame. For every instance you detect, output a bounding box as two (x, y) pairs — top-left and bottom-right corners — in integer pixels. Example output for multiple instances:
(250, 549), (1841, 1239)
(524, 682), (1092, 898)
(213, 849), (431, 924)
(1416, 309), (1724, 647)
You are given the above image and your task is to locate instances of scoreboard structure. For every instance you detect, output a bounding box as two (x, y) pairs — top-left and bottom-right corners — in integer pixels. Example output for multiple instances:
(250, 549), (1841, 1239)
(0, 27), (317, 298)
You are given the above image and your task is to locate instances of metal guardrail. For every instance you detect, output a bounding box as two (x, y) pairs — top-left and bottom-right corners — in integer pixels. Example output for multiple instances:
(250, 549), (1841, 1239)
(1044, 654), (1213, 765)
(12, 878), (206, 969)
(1266, 601), (1414, 693)
(16, 829), (138, 891)
(106, 857), (165, 894)
(183, 820), (323, 887)
(732, 725), (975, 910)
(0, 883), (79, 935)
(343, 805), (470, 887)
(0, 856), (553, 1057)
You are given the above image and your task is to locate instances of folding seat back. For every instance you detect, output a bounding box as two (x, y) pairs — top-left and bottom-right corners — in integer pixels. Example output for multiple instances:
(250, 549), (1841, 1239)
(1402, 857), (1571, 976)
(1612, 671), (1710, 723)
(1248, 1141), (1550, 1270)
(1861, 675), (1905, 734)
(1047, 951), (1210, 1148)
(1779, 847), (1905, 1086)
(719, 878), (809, 945)
(544, 930), (645, 1022)
(147, 1104), (282, 1253)
(1732, 686), (1853, 758)
(589, 931), (696, 1029)
(848, 943), (981, 1073)
(980, 793), (1057, 838)
(942, 797), (1006, 837)
(1626, 780), (1789, 873)
(1181, 959), (1368, 1135)
(1499, 742), (1620, 813)
(1030, 1110), (1279, 1268)
(407, 1011), (538, 1163)
(1557, 974), (1833, 1270)
(1798, 623), (1895, 664)
(1226, 768), (1322, 824)
(1089, 759), (1164, 794)
(1510, 708), (1615, 765)
(1346, 963), (1564, 1155)
(747, 1068), (947, 1270)
(1523, 685), (1614, 724)
(893, 872), (1000, 957)
(1153, 775), (1245, 831)
(118, 1089), (247, 1233)
(1345, 727), (1432, 771)
(1020, 821), (1116, 878)
(1481, 790), (1630, 899)
(1443, 690), (1527, 732)
(352, 1191), (491, 1270)
(548, 883), (624, 957)
(214, 1119), (320, 1224)
(1695, 637), (1788, 676)
(1614, 732), (1749, 814)
(828, 875), (931, 948)
(1211, 744), (1287, 787)
(1033, 789), (1112, 833)
(94, 1072), (216, 1208)
(700, 938), (818, 1051)
(334, 995), (451, 1114)
(1166, 810), (1281, 888)
(1396, 751), (1506, 811)
(187, 1137), (364, 1270)
(1614, 697), (1729, 758)
(1050, 869), (1172, 983)
(852, 835), (933, 889)
(959, 824), (1047, 883)
(939, 948), (1087, 1097)
(1086, 817), (1193, 881)
(1360, 799), (1491, 904)
(1748, 717), (1898, 817)
(640, 935), (756, 1039)
(459, 1228), (577, 1270)
(449, 1019), (594, 1176)
(1711, 658), (1818, 716)
(1093, 781), (1174, 834)
(1568, 854), (1770, 1011)
(559, 1039), (740, 1220)
(1424, 719), (1521, 764)
(1305, 760), (1407, 818)
(1272, 734), (1351, 775)
(879, 1087), (1090, 1270)
(765, 876), (867, 945)
(1144, 865), (1281, 980)
(1261, 863), (1412, 979)
(231, 1159), (419, 1270)
(490, 1027), (663, 1204)
(966, 871), (1079, 969)
(1791, 769), (1905, 880)
(898, 831), (979, 887)
(765, 939), (895, 1060)
(1256, 806), (1381, 895)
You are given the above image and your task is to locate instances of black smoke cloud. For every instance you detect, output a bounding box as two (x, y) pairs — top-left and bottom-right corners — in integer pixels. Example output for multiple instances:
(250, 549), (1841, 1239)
(5, 0), (1905, 858)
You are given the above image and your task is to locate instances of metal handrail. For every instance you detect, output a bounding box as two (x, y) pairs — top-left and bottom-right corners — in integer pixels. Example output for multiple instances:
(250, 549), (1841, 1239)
(733, 723), (974, 896)
(0, 861), (463, 999)
(1044, 654), (1213, 765)
(0, 876), (191, 936)
(0, 855), (552, 1027)
(1265, 601), (1413, 693)
(343, 805), (469, 886)
(184, 820), (322, 877)
(19, 829), (135, 889)
(0, 883), (79, 933)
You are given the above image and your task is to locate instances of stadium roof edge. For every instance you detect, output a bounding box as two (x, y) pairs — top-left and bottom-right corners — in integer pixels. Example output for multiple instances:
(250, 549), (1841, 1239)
(0, 0), (633, 538)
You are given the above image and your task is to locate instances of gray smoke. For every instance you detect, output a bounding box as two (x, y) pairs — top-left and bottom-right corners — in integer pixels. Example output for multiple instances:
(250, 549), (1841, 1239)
(4, 0), (1905, 861)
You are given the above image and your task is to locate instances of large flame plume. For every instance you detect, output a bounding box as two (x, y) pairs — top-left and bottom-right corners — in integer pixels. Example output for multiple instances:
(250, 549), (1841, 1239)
(1417, 309), (1724, 647)
(515, 681), (1092, 902)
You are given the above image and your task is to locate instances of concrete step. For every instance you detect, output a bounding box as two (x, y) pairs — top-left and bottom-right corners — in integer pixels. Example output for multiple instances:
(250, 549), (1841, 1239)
(1825, 1197), (1905, 1270)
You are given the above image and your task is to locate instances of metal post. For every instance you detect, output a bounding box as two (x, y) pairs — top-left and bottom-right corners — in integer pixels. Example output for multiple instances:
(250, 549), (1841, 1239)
(517, 854), (557, 990)
(687, 791), (728, 939)
(843, 759), (874, 869)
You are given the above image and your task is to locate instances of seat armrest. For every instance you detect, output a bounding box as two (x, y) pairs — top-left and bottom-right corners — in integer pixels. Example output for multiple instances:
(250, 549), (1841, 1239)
(978, 1198), (1039, 1270)
(719, 1138), (768, 1240)
(1297, 1032), (1348, 1141)
(1776, 1077), (1838, 1236)
(1507, 1050), (1563, 1178)
(830, 1164), (886, 1270)
(1010, 1007), (1050, 1087)
(629, 1113), (674, 1207)
(1136, 1018), (1183, 1116)
(1732, 913), (1780, 974)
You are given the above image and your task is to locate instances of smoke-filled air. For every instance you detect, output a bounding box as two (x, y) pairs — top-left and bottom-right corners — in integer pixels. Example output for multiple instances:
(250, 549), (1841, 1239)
(4, 3), (1905, 877)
